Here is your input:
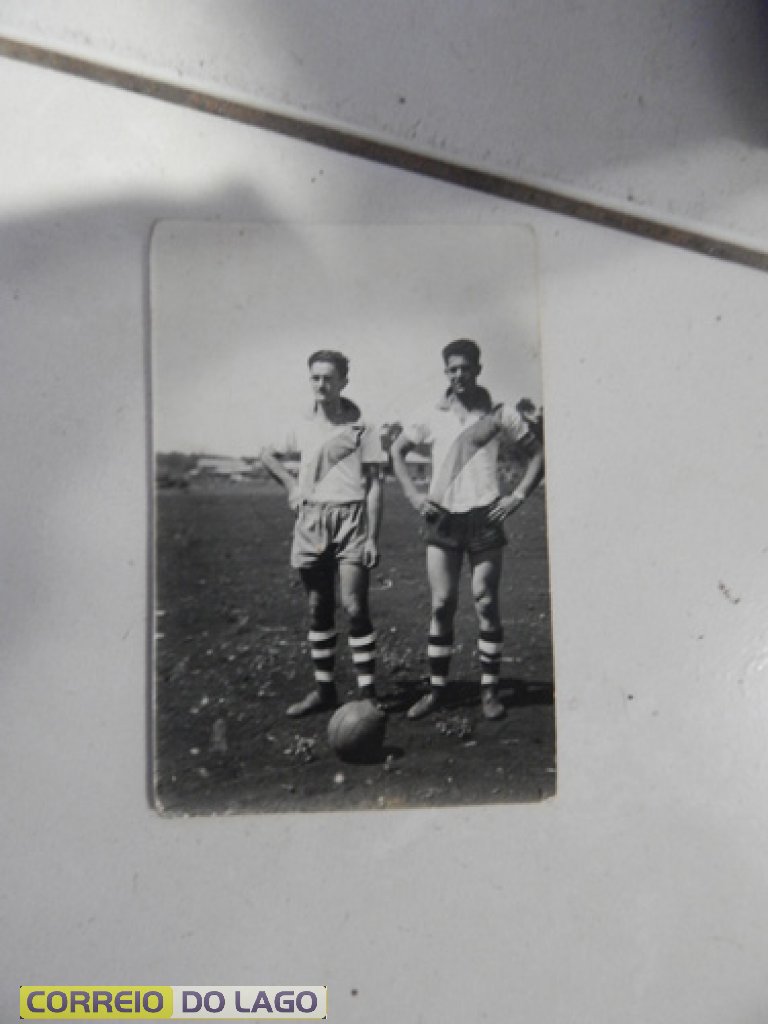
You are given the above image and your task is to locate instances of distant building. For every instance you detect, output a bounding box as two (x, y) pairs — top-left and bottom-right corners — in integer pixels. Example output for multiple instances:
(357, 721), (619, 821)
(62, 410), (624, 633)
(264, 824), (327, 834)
(193, 456), (252, 478)
(403, 450), (431, 482)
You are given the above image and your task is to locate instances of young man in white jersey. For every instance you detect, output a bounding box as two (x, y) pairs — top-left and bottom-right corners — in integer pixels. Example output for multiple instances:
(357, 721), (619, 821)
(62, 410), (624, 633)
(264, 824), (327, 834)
(261, 351), (384, 717)
(391, 339), (544, 721)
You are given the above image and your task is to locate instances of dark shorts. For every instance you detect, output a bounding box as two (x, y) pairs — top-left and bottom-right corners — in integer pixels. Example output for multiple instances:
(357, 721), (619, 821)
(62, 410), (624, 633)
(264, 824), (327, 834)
(291, 500), (368, 569)
(422, 502), (507, 554)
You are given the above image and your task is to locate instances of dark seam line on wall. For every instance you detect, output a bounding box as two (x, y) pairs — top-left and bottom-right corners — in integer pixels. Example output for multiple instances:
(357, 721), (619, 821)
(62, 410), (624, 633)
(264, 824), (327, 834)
(2, 35), (767, 274)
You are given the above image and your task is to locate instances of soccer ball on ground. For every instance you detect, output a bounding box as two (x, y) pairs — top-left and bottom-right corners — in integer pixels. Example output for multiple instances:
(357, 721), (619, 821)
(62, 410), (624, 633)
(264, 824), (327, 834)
(328, 699), (387, 763)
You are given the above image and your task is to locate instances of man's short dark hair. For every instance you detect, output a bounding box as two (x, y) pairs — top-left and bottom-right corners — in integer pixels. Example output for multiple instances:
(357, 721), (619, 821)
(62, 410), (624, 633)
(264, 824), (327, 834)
(308, 350), (349, 379)
(442, 339), (481, 367)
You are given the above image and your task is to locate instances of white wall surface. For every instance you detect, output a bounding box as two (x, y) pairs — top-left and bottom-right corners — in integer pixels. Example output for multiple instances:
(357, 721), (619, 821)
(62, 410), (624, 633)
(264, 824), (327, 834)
(3, 38), (768, 1024)
(2, 0), (768, 248)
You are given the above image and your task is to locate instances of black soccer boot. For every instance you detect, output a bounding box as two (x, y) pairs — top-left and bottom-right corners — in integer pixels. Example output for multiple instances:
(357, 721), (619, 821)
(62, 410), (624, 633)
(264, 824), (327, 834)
(406, 688), (444, 720)
(286, 683), (339, 718)
(480, 684), (506, 721)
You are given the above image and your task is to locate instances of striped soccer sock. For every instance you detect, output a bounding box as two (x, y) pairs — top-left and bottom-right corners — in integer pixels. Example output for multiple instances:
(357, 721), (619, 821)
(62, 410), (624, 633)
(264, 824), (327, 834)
(478, 629), (503, 686)
(349, 623), (376, 690)
(427, 631), (453, 688)
(308, 628), (337, 686)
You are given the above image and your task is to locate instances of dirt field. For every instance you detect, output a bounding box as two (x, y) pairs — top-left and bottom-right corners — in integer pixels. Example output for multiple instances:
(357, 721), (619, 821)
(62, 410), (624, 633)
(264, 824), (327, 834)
(153, 480), (556, 815)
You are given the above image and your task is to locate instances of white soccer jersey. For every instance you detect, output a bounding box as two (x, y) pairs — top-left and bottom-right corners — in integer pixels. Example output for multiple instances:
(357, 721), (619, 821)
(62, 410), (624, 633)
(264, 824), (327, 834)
(403, 393), (533, 513)
(287, 405), (384, 504)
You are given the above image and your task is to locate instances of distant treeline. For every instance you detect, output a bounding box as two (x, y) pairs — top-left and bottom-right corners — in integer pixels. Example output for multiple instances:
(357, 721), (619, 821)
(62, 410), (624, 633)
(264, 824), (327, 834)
(156, 451), (268, 489)
(157, 405), (541, 490)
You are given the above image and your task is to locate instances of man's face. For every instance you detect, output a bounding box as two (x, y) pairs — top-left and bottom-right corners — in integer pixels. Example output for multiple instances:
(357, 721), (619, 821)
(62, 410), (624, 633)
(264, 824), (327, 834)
(444, 354), (480, 395)
(309, 360), (346, 404)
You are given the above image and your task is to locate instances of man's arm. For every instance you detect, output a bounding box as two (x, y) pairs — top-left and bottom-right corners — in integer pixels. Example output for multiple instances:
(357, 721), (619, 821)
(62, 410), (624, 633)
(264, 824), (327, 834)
(391, 433), (436, 514)
(362, 465), (383, 569)
(514, 440), (545, 499)
(259, 447), (301, 509)
(488, 438), (544, 522)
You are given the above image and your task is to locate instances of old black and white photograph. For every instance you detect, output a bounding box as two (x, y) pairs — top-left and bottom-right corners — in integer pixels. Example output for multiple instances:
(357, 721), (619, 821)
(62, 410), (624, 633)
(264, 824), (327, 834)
(152, 222), (555, 814)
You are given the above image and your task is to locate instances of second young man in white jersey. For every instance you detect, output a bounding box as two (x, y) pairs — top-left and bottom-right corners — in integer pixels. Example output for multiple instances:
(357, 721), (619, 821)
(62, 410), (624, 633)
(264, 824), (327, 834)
(391, 339), (544, 720)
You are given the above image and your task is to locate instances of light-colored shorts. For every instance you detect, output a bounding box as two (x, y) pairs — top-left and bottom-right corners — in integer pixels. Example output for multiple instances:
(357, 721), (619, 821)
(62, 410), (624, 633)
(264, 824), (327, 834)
(290, 500), (368, 569)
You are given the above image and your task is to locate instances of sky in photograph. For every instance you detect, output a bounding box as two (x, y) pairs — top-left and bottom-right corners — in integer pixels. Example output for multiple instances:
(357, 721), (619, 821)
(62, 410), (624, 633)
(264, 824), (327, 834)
(152, 222), (543, 456)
